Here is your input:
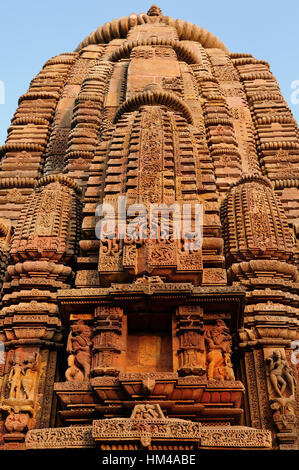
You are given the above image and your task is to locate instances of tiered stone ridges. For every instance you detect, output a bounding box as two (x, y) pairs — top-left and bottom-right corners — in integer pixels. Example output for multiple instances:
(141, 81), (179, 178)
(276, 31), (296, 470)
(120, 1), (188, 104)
(0, 6), (298, 451)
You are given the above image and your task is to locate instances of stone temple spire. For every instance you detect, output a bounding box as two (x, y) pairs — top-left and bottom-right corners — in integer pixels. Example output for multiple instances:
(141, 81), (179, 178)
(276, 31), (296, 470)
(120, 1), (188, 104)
(0, 4), (298, 453)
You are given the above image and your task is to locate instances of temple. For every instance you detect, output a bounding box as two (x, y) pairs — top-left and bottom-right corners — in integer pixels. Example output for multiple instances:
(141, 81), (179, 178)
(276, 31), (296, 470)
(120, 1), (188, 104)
(0, 5), (298, 451)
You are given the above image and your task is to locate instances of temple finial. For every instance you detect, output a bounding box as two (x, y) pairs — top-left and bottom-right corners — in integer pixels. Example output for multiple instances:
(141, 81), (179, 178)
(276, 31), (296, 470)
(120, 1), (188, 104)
(147, 5), (162, 16)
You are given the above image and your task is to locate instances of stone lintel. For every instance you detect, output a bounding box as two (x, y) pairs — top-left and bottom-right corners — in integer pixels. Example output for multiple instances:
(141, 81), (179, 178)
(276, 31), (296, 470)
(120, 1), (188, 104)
(25, 424), (272, 449)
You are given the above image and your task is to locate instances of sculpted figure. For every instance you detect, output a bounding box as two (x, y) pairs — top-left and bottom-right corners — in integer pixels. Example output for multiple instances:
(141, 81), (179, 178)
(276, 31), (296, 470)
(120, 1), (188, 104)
(204, 320), (234, 380)
(5, 412), (29, 433)
(67, 321), (92, 380)
(223, 352), (235, 380)
(266, 350), (296, 398)
(65, 354), (84, 382)
(8, 360), (24, 399)
(134, 404), (160, 420)
(8, 353), (39, 400)
(22, 353), (38, 400)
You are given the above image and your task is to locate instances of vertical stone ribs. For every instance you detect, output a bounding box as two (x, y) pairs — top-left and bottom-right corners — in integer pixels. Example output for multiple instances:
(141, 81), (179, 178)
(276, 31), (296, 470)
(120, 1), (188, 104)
(64, 60), (113, 186)
(0, 6), (298, 450)
(0, 53), (77, 225)
(232, 54), (299, 179)
(78, 114), (132, 287)
(43, 45), (105, 177)
(191, 47), (246, 193)
(232, 54), (299, 266)
(221, 174), (294, 265)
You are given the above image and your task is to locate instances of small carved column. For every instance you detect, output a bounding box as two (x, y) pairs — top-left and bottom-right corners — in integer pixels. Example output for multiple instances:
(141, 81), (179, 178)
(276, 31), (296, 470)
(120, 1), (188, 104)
(175, 305), (206, 376)
(91, 306), (124, 377)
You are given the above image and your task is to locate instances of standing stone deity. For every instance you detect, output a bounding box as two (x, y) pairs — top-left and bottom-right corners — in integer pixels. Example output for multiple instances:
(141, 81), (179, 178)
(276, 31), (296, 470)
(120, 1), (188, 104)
(8, 360), (24, 399)
(66, 321), (92, 380)
(7, 353), (39, 400)
(204, 320), (235, 380)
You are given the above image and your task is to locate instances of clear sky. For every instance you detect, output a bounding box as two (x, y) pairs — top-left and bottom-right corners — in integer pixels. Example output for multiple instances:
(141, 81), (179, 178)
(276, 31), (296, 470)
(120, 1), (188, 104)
(1, 0), (299, 145)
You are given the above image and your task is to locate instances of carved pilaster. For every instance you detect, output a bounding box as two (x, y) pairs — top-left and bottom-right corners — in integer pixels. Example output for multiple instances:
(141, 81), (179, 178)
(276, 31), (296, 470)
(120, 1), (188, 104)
(92, 306), (124, 377)
(175, 306), (205, 376)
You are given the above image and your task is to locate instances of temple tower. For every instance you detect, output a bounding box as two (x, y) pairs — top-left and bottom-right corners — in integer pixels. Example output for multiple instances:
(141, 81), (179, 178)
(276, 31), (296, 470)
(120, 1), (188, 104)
(0, 6), (298, 451)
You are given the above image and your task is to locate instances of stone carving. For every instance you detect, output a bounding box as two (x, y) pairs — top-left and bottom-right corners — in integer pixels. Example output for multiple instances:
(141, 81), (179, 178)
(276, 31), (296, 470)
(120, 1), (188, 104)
(7, 353), (39, 401)
(131, 48), (154, 60)
(270, 397), (297, 434)
(139, 107), (163, 205)
(204, 321), (235, 381)
(200, 427), (272, 448)
(132, 404), (163, 420)
(26, 426), (94, 449)
(147, 4), (162, 16)
(1, 2), (299, 452)
(22, 354), (39, 400)
(8, 360), (25, 400)
(4, 412), (29, 434)
(91, 306), (123, 376)
(265, 350), (298, 444)
(66, 321), (92, 380)
(266, 350), (296, 398)
(34, 187), (58, 236)
(176, 306), (206, 376)
(65, 354), (85, 382)
(221, 174), (293, 263)
(25, 423), (272, 450)
(92, 404), (201, 448)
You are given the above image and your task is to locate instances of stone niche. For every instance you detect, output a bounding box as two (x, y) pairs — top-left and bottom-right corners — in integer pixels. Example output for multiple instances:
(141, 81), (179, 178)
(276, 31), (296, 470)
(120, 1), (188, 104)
(126, 311), (173, 373)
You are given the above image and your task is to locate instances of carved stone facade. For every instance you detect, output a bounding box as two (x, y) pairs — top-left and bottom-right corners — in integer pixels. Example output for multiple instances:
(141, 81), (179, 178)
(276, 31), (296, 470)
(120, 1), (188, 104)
(0, 5), (298, 452)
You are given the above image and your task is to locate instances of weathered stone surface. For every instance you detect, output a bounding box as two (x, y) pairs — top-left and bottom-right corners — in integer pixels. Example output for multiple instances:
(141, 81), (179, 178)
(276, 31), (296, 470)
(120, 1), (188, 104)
(25, 405), (272, 450)
(0, 4), (298, 452)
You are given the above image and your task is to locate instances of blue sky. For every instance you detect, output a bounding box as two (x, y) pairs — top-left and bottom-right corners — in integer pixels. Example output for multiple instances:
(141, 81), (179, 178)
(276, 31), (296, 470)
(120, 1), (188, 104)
(0, 0), (299, 145)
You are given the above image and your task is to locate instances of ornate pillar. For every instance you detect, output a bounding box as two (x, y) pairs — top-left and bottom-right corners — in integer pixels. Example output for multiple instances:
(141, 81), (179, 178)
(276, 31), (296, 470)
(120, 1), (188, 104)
(175, 305), (205, 376)
(91, 306), (124, 377)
